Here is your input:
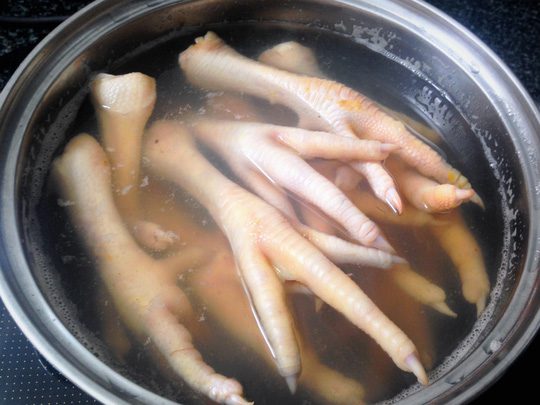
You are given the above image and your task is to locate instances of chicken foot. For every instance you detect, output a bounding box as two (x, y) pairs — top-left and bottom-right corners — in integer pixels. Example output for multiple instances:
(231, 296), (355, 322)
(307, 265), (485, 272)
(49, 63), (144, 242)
(204, 92), (338, 236)
(430, 211), (490, 315)
(259, 41), (490, 213)
(53, 134), (250, 405)
(198, 100), (402, 265)
(179, 32), (473, 197)
(192, 119), (396, 251)
(258, 41), (402, 212)
(191, 250), (366, 404)
(144, 120), (428, 386)
(91, 72), (176, 251)
(181, 33), (403, 212)
(141, 184), (367, 403)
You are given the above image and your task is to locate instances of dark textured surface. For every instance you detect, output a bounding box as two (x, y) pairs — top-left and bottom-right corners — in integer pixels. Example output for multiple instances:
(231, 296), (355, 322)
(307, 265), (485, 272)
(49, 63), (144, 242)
(0, 0), (538, 404)
(428, 0), (540, 101)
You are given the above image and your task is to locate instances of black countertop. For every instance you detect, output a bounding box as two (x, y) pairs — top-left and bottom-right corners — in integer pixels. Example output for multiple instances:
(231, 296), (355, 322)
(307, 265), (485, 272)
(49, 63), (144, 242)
(1, 0), (539, 404)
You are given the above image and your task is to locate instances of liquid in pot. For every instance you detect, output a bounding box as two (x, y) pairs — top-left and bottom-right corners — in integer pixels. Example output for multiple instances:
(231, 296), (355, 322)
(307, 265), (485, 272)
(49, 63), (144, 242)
(35, 25), (500, 404)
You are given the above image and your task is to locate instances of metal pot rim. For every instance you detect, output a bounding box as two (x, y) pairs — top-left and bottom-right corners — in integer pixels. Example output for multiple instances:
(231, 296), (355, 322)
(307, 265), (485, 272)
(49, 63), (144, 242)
(0, 1), (539, 404)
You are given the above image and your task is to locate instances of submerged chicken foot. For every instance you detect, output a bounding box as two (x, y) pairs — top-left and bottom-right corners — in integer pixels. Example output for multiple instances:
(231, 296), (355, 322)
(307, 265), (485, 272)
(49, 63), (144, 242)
(256, 39), (482, 207)
(91, 72), (177, 251)
(192, 251), (367, 404)
(53, 134), (251, 405)
(192, 119), (396, 250)
(430, 211), (490, 316)
(144, 120), (429, 386)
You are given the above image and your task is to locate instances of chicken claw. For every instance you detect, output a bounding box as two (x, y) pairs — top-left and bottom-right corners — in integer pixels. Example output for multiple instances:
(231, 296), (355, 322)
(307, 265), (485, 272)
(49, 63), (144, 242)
(91, 72), (176, 251)
(202, 98), (399, 262)
(258, 40), (487, 210)
(53, 134), (250, 405)
(430, 211), (490, 316)
(390, 264), (457, 318)
(347, 187), (444, 227)
(251, 37), (474, 190)
(181, 33), (406, 212)
(257, 42), (403, 213)
(192, 119), (395, 250)
(386, 157), (475, 212)
(193, 251), (366, 404)
(310, 160), (440, 227)
(145, 121), (428, 385)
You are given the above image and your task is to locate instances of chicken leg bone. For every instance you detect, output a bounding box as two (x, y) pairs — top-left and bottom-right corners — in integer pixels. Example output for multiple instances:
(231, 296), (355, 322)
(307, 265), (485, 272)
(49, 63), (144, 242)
(144, 120), (429, 385)
(53, 134), (250, 405)
(91, 72), (176, 251)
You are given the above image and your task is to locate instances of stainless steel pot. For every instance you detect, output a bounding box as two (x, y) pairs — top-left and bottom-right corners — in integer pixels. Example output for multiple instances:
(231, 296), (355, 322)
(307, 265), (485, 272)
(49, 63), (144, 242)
(0, 0), (539, 404)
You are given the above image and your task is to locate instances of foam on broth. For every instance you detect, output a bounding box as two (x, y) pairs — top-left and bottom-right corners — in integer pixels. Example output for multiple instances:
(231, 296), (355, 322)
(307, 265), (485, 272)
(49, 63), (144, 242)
(33, 24), (501, 404)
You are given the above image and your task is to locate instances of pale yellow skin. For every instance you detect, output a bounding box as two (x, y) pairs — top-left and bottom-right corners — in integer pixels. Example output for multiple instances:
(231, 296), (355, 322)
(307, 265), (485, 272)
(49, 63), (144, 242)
(386, 157), (475, 212)
(144, 121), (428, 385)
(53, 134), (250, 405)
(258, 40), (487, 315)
(430, 211), (490, 316)
(141, 182), (366, 404)
(91, 72), (176, 251)
(192, 119), (396, 251)
(257, 40), (404, 214)
(255, 38), (480, 208)
(204, 93), (337, 235)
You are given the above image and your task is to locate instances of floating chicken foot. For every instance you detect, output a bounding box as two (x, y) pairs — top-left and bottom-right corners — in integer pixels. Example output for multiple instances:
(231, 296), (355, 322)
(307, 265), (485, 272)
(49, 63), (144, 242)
(258, 41), (402, 213)
(260, 41), (444, 148)
(192, 119), (396, 251)
(181, 33), (404, 212)
(145, 120), (429, 385)
(91, 72), (176, 251)
(53, 134), (250, 405)
(179, 31), (469, 188)
(256, 39), (482, 206)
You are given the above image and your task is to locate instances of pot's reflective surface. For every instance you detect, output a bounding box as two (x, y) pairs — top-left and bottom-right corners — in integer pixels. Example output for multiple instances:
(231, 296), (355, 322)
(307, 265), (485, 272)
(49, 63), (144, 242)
(0, 1), (539, 404)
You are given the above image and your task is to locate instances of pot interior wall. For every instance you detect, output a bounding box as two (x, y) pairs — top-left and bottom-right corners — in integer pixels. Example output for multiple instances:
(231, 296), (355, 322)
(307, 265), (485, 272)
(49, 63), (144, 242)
(12, 0), (529, 403)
